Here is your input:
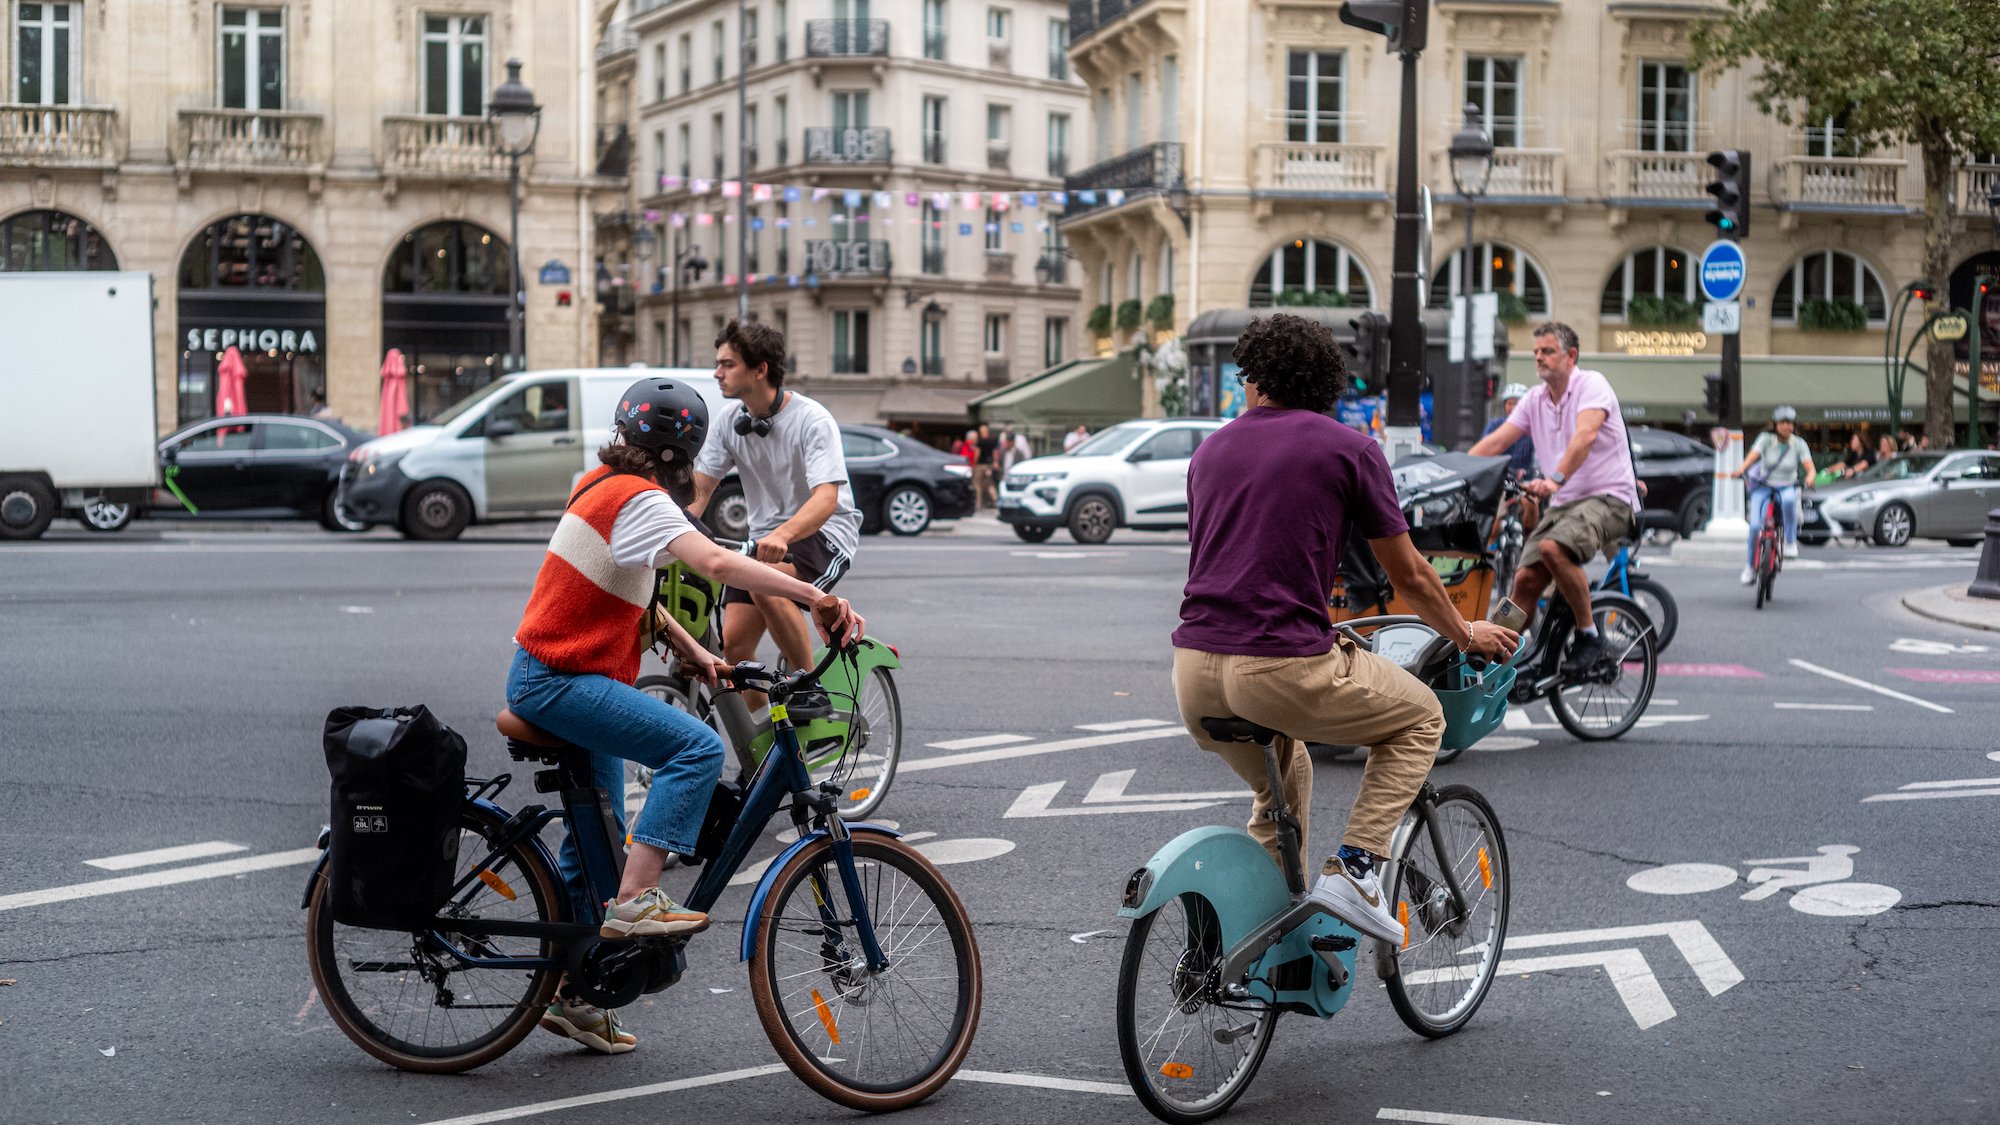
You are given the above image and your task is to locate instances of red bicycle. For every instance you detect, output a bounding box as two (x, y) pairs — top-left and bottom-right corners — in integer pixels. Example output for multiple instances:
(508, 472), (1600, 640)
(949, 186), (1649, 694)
(1751, 493), (1783, 609)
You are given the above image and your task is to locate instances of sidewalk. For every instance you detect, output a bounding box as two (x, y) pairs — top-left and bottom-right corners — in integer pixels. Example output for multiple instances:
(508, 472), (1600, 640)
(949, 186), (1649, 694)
(1901, 583), (2000, 634)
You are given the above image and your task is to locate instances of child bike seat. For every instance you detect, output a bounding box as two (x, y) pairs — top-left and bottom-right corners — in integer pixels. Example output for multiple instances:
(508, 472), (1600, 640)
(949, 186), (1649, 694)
(1200, 717), (1282, 745)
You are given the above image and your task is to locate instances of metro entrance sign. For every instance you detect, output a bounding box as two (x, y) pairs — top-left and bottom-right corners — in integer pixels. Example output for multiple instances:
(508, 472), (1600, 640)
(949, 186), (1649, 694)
(1700, 240), (1747, 303)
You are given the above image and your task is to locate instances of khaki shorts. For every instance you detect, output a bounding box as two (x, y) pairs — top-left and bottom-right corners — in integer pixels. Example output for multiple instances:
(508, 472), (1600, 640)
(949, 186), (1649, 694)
(1521, 493), (1634, 569)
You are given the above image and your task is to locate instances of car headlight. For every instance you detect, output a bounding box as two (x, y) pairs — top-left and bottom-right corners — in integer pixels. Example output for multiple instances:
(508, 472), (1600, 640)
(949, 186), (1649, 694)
(1846, 491), (1875, 505)
(359, 450), (407, 478)
(1014, 471), (1068, 485)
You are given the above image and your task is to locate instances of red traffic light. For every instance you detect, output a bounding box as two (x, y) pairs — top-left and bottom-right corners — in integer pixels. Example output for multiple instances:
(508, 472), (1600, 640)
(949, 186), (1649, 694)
(1912, 285), (1936, 301)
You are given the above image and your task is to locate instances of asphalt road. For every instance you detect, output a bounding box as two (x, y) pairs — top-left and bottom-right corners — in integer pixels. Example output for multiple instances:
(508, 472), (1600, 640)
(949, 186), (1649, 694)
(2, 519), (1996, 1125)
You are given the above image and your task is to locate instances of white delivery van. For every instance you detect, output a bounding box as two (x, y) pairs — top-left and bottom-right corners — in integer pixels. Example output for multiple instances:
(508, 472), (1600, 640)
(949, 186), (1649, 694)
(338, 367), (727, 540)
(0, 271), (159, 540)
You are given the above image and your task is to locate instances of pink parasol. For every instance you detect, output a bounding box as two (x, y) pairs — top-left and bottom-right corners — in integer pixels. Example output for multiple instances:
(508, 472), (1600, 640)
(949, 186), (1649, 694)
(215, 346), (249, 418)
(377, 348), (411, 436)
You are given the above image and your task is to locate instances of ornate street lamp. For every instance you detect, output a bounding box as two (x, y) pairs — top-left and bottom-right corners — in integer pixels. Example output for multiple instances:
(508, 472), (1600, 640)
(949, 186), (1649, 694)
(1447, 102), (1495, 449)
(488, 59), (542, 372)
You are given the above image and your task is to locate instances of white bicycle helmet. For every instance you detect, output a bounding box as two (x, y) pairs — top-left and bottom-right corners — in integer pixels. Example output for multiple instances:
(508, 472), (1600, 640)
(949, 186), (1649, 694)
(1772, 404), (1797, 423)
(1499, 383), (1533, 403)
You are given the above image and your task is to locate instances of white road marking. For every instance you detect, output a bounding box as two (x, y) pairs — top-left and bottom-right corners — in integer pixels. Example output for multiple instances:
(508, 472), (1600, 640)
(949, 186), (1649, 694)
(1379, 1107), (1570, 1125)
(1470, 736), (1539, 752)
(925, 733), (1034, 751)
(1863, 788), (2000, 803)
(1885, 777), (2000, 790)
(1863, 777), (2000, 802)
(1989, 751), (2000, 763)
(1773, 702), (1875, 712)
(1082, 769), (1251, 804)
(901, 727), (1186, 773)
(1076, 719), (1176, 732)
(1788, 659), (1953, 713)
(1502, 709), (1561, 732)
(83, 841), (248, 871)
(417, 1064), (793, 1124)
(1005, 781), (1221, 818)
(955, 1070), (1133, 1096)
(1408, 948), (1678, 1028)
(1008, 550), (1127, 559)
(1891, 637), (1989, 655)
(1790, 882), (1901, 916)
(1465, 920), (1742, 997)
(1633, 714), (1711, 727)
(1626, 863), (1738, 895)
(1069, 929), (1114, 945)
(0, 848), (320, 913)
(910, 838), (1016, 865)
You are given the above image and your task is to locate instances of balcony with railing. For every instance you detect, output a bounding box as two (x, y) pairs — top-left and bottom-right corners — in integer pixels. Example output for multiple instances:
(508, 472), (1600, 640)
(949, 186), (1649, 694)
(804, 238), (890, 278)
(987, 140), (1011, 172)
(921, 355), (946, 376)
(1604, 150), (1707, 205)
(1770, 156), (1908, 211)
(0, 104), (116, 167)
(985, 252), (1015, 280)
(924, 29), (947, 60)
(1069, 0), (1151, 45)
(804, 126), (891, 166)
(1430, 147), (1564, 200)
(1033, 254), (1068, 284)
(595, 122), (630, 176)
(776, 31), (789, 61)
(385, 116), (509, 179)
(1252, 142), (1387, 195)
(1063, 141), (1183, 217)
(1956, 163), (2000, 213)
(776, 135), (789, 164)
(833, 352), (870, 374)
(177, 109), (323, 176)
(1048, 151), (1069, 177)
(806, 19), (889, 58)
(1048, 51), (1069, 80)
(596, 20), (637, 62)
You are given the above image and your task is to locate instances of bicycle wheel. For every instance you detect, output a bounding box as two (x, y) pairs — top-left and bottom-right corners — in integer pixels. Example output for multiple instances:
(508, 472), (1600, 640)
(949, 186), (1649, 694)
(1624, 576), (1678, 654)
(747, 835), (981, 1111)
(1551, 594), (1657, 741)
(811, 666), (902, 820)
(307, 804), (564, 1073)
(1383, 785), (1510, 1037)
(1116, 893), (1276, 1124)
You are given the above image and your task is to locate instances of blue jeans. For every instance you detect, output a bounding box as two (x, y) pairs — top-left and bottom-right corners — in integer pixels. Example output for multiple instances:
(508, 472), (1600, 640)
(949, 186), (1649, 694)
(1747, 484), (1800, 565)
(505, 648), (725, 921)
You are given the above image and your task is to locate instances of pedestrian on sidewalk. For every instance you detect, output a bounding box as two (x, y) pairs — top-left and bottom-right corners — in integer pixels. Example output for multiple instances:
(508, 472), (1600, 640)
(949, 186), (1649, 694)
(1730, 405), (1815, 583)
(953, 429), (978, 471)
(973, 423), (999, 508)
(1063, 424), (1089, 452)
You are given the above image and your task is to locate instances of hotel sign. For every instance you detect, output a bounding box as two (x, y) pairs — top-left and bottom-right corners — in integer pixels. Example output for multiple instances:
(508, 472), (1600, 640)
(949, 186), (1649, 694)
(1611, 330), (1708, 356)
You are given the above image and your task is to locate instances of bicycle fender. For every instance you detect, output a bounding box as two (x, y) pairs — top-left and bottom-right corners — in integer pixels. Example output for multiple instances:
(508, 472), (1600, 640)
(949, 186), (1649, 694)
(1117, 826), (1292, 952)
(738, 822), (904, 962)
(301, 826), (331, 909)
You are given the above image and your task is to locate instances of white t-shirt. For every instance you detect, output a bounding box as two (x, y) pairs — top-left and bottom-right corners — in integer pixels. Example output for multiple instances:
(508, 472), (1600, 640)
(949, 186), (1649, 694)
(608, 490), (702, 569)
(694, 390), (862, 557)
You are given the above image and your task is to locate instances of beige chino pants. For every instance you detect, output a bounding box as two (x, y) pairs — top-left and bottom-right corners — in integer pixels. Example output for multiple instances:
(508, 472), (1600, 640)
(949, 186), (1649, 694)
(1172, 640), (1446, 867)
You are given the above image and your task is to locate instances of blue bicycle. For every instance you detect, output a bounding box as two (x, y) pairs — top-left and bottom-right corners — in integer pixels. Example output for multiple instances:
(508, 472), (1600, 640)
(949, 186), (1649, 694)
(1594, 539), (1678, 654)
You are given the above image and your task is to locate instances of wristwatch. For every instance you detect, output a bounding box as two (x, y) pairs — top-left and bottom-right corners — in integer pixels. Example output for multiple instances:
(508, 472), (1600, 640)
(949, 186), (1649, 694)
(1549, 470), (1568, 486)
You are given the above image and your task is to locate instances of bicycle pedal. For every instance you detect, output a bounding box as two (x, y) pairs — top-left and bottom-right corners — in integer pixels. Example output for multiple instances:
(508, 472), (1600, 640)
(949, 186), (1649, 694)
(1310, 934), (1357, 953)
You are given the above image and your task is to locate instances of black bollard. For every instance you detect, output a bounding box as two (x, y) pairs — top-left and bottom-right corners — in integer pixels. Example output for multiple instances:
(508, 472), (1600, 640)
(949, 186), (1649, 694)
(1971, 507), (2000, 601)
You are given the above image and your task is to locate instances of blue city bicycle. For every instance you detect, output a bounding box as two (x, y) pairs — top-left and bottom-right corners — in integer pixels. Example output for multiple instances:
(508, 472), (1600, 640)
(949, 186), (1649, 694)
(1593, 539), (1678, 654)
(303, 625), (981, 1111)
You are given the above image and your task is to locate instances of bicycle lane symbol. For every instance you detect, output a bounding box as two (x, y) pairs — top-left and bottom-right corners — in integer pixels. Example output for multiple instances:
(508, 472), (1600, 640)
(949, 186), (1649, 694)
(1625, 845), (1901, 917)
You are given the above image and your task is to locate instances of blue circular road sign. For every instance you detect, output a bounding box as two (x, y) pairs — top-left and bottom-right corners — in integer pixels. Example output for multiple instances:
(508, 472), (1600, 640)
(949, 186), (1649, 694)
(1700, 240), (1747, 303)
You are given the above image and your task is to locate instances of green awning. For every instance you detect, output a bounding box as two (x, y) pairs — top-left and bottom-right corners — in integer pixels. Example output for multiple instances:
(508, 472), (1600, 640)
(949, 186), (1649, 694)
(1499, 354), (1987, 426)
(969, 352), (1141, 428)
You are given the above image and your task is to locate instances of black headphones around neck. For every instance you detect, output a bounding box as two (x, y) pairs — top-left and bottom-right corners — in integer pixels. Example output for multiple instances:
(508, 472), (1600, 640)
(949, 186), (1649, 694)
(733, 390), (787, 437)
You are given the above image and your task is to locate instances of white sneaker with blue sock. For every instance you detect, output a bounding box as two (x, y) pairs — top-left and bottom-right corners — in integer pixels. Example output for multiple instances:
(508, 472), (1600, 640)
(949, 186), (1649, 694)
(1307, 847), (1402, 945)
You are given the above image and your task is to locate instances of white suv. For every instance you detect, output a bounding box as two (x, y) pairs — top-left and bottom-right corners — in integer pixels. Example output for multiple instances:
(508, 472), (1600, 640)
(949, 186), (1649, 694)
(998, 418), (1225, 544)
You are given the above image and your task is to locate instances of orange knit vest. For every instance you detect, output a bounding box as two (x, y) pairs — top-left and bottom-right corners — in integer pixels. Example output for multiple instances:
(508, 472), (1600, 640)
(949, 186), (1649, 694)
(513, 466), (664, 683)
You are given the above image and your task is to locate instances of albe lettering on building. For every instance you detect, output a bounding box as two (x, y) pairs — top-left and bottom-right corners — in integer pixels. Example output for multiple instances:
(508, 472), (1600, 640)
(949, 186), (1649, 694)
(187, 328), (321, 354)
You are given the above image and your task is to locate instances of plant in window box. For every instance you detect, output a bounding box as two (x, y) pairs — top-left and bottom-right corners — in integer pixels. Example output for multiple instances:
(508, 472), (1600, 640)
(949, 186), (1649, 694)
(1799, 298), (1868, 332)
(1086, 303), (1112, 336)
(1115, 299), (1144, 333)
(1274, 288), (1349, 308)
(1496, 290), (1530, 325)
(1144, 293), (1175, 328)
(1627, 294), (1701, 328)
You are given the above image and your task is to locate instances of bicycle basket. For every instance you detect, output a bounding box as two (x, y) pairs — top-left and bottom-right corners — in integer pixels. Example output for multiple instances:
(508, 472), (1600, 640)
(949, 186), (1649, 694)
(656, 563), (724, 640)
(1435, 661), (1518, 752)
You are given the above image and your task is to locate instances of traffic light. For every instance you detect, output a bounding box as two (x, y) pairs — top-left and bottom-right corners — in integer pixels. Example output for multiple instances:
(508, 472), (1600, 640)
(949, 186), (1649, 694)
(1347, 311), (1391, 389)
(1338, 0), (1427, 52)
(1703, 150), (1751, 239)
(1911, 284), (1936, 304)
(1702, 371), (1730, 419)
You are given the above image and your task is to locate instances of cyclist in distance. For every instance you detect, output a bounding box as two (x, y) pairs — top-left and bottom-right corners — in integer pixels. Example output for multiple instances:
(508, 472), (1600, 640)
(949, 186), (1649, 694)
(689, 320), (863, 714)
(506, 375), (863, 1054)
(1484, 382), (1540, 480)
(1729, 404), (1815, 583)
(1469, 321), (1640, 676)
(1172, 313), (1517, 946)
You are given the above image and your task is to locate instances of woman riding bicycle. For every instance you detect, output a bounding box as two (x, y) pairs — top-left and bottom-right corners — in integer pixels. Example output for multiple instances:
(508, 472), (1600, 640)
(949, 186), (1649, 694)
(505, 375), (863, 1053)
(1730, 405), (1815, 584)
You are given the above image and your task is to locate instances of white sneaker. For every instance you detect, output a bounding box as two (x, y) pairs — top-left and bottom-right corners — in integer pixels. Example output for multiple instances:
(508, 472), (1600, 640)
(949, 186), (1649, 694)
(1740, 566), (1756, 585)
(1783, 541), (1799, 559)
(1307, 861), (1403, 946)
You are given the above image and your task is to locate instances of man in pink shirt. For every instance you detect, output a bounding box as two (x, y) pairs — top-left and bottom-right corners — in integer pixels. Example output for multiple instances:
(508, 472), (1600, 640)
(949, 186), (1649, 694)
(1471, 322), (1640, 676)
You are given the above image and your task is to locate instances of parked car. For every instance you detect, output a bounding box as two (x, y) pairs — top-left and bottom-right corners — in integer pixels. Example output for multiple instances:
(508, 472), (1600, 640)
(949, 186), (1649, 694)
(76, 414), (371, 533)
(844, 424), (975, 535)
(1800, 451), (2000, 547)
(998, 418), (1226, 544)
(1628, 426), (1716, 539)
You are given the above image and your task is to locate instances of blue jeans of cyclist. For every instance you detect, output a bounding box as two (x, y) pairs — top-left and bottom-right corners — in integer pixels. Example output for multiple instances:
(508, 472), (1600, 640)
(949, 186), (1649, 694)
(505, 648), (725, 921)
(1746, 483), (1800, 565)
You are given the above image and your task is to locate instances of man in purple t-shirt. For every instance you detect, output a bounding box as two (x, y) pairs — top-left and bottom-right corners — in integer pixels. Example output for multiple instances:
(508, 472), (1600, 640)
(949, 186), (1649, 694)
(1173, 314), (1517, 947)
(1470, 321), (1640, 677)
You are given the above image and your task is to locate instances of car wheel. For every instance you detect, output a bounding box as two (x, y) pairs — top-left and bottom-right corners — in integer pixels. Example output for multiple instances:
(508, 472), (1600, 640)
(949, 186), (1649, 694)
(1947, 538), (1982, 548)
(883, 485), (932, 536)
(708, 482), (750, 541)
(1871, 502), (1913, 548)
(78, 498), (133, 533)
(1067, 494), (1117, 544)
(1675, 492), (1710, 539)
(319, 489), (371, 533)
(0, 475), (58, 541)
(1012, 523), (1056, 543)
(400, 480), (472, 541)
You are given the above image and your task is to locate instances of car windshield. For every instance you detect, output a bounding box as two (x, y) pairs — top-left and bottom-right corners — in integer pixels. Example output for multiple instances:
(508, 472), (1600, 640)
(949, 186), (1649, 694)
(1848, 454), (1945, 483)
(428, 379), (516, 428)
(1065, 423), (1148, 458)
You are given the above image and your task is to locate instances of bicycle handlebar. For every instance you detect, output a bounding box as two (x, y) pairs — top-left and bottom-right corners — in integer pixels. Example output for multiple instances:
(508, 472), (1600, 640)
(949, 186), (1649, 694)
(712, 597), (853, 695)
(713, 535), (796, 564)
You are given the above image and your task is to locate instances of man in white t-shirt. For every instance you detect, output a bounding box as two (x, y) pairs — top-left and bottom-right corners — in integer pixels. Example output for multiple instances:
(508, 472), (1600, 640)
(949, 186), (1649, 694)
(1063, 425), (1088, 452)
(690, 320), (862, 711)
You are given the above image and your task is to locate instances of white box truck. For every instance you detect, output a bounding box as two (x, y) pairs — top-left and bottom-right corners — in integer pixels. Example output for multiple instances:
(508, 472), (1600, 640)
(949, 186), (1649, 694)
(0, 271), (159, 540)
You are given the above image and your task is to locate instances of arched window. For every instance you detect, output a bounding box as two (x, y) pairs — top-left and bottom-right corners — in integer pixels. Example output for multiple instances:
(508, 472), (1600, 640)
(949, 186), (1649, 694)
(0, 209), (118, 271)
(383, 221), (514, 421)
(1772, 250), (1887, 325)
(1249, 237), (1374, 307)
(180, 214), (324, 291)
(1600, 245), (1697, 321)
(383, 221), (510, 294)
(1428, 241), (1550, 316)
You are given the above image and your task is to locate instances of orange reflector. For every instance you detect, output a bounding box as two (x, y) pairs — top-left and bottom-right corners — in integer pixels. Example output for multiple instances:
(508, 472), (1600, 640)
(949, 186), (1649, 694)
(1159, 1062), (1193, 1080)
(1398, 901), (1410, 949)
(477, 870), (517, 901)
(849, 787), (873, 801)
(810, 988), (840, 1044)
(1478, 847), (1493, 889)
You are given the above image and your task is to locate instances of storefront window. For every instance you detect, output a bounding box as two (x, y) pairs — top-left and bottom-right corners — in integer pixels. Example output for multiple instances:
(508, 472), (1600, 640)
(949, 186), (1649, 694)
(177, 214), (327, 424)
(179, 215), (324, 291)
(384, 221), (512, 421)
(0, 209), (116, 271)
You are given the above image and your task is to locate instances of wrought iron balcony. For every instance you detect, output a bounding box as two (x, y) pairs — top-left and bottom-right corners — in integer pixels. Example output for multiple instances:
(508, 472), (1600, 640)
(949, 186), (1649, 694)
(1048, 51), (1069, 80)
(985, 356), (1011, 384)
(805, 238), (891, 278)
(1771, 155), (1908, 211)
(806, 19), (889, 58)
(384, 115), (509, 179)
(921, 355), (946, 376)
(776, 136), (789, 164)
(177, 109), (323, 175)
(1063, 141), (1183, 216)
(1069, 0), (1150, 44)
(596, 20), (636, 62)
(1604, 150), (1707, 205)
(1253, 142), (1386, 195)
(924, 28), (948, 60)
(0, 104), (116, 167)
(833, 351), (870, 374)
(776, 31), (789, 61)
(1048, 152), (1069, 177)
(987, 39), (1012, 71)
(804, 126), (891, 166)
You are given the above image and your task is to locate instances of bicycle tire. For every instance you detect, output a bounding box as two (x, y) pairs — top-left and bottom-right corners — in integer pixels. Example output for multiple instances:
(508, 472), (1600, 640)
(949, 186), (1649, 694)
(1624, 576), (1679, 654)
(1550, 593), (1657, 741)
(1756, 566), (1772, 609)
(812, 666), (902, 820)
(1116, 893), (1277, 1124)
(307, 803), (564, 1074)
(747, 835), (981, 1111)
(1384, 785), (1511, 1038)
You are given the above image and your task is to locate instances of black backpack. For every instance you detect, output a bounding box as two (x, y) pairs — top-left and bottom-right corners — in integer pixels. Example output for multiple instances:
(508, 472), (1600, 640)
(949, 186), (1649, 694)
(323, 705), (467, 929)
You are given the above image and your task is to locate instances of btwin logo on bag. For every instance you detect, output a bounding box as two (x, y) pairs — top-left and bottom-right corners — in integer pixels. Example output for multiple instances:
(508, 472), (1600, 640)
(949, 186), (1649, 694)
(352, 805), (390, 834)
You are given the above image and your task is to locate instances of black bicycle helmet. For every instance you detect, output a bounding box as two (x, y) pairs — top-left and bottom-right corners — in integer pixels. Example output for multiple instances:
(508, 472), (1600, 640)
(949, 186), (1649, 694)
(613, 376), (709, 464)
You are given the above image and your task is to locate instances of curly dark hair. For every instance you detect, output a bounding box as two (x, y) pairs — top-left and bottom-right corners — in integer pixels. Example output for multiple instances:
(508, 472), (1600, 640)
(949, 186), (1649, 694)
(597, 441), (696, 506)
(1231, 313), (1345, 413)
(716, 318), (788, 387)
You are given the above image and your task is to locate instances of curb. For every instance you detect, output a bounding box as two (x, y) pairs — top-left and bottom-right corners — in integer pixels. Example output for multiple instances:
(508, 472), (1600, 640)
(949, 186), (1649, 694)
(1898, 583), (2000, 634)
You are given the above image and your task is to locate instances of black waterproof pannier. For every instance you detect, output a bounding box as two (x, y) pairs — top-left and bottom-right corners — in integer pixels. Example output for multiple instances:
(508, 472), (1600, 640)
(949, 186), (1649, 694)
(323, 705), (467, 928)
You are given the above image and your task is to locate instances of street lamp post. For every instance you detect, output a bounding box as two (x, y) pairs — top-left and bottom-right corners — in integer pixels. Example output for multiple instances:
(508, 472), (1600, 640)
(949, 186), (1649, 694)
(669, 225), (710, 366)
(488, 59), (541, 373)
(1973, 187), (2000, 601)
(1447, 102), (1494, 451)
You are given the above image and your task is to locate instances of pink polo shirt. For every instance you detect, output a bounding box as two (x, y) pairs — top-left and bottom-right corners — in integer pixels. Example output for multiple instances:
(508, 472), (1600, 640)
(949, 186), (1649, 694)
(1506, 367), (1640, 512)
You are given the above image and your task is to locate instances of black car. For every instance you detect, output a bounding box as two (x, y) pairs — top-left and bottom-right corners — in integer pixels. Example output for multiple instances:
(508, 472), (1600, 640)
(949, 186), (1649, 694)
(130, 414), (371, 532)
(703, 423), (975, 539)
(1629, 426), (1715, 538)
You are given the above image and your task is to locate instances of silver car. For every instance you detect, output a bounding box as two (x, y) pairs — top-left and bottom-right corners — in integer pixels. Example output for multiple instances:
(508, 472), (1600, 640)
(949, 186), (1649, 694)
(1806, 451), (2000, 547)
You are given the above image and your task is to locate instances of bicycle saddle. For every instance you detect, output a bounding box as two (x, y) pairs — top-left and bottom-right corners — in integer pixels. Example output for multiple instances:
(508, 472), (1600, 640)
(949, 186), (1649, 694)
(495, 708), (567, 749)
(1200, 717), (1282, 745)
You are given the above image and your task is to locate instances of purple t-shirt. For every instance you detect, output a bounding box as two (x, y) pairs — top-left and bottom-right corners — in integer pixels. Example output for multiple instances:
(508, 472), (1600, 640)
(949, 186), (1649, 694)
(1173, 407), (1409, 656)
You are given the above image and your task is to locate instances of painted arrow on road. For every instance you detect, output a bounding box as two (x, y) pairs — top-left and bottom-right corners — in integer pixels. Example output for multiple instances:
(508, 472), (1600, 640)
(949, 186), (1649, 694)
(1005, 773), (1252, 818)
(1408, 920), (1742, 1030)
